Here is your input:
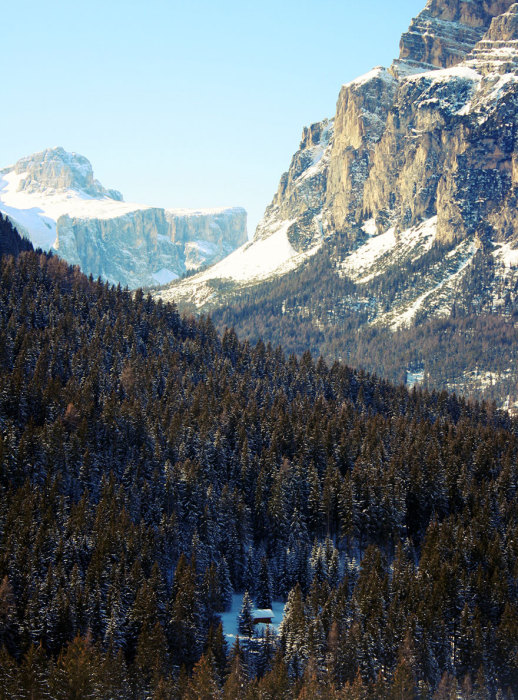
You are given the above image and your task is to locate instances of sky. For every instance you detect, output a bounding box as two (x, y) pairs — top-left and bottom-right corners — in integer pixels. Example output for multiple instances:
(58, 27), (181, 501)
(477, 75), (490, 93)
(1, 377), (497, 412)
(1, 0), (424, 236)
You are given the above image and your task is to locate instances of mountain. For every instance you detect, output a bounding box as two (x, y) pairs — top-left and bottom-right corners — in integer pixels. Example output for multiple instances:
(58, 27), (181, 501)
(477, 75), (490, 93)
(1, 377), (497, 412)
(1, 243), (518, 697)
(0, 147), (247, 289)
(156, 0), (518, 411)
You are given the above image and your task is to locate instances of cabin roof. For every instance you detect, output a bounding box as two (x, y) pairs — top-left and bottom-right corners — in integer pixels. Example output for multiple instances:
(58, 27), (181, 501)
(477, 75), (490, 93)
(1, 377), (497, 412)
(252, 608), (274, 618)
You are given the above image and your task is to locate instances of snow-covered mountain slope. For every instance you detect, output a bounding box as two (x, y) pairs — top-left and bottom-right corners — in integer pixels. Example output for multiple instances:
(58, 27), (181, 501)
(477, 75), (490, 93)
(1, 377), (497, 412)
(158, 215), (322, 309)
(0, 148), (247, 289)
(155, 0), (518, 411)
(156, 0), (518, 314)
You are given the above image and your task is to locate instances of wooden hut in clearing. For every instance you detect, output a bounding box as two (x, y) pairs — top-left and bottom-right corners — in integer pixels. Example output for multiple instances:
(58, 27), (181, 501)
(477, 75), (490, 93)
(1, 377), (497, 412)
(252, 608), (274, 625)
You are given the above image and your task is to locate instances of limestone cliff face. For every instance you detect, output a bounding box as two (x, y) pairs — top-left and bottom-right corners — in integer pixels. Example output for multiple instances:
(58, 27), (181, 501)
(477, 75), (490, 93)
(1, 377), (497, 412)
(55, 209), (181, 289)
(395, 0), (515, 75)
(54, 206), (248, 288)
(0, 148), (247, 289)
(254, 119), (333, 252)
(324, 68), (397, 236)
(256, 0), (518, 250)
(366, 2), (518, 244)
(167, 208), (247, 250)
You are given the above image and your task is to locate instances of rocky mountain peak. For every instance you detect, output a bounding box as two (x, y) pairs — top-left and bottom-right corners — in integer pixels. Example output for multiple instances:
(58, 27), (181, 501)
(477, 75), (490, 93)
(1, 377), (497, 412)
(486, 1), (518, 40)
(466, 3), (518, 75)
(393, 0), (515, 75)
(13, 147), (123, 201)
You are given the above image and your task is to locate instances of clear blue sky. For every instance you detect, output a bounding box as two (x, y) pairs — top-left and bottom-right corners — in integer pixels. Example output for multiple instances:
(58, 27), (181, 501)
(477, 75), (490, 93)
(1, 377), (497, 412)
(1, 0), (424, 236)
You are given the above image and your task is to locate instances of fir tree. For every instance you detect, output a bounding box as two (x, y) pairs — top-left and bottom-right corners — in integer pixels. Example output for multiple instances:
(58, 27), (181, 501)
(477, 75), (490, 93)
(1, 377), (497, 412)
(256, 557), (273, 610)
(238, 592), (254, 639)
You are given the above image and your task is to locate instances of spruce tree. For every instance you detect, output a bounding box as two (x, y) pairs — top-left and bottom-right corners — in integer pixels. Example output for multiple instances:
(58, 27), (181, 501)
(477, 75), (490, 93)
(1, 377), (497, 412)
(256, 557), (273, 610)
(237, 592), (254, 639)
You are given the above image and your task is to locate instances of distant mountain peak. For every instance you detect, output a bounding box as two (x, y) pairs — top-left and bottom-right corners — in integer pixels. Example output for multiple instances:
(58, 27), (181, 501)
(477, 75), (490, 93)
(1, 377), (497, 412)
(0, 148), (247, 288)
(12, 147), (123, 201)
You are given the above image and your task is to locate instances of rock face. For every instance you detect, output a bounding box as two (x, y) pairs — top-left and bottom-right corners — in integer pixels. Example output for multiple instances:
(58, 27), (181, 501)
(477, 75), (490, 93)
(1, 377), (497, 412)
(254, 119), (333, 252)
(395, 0), (515, 75)
(160, 0), (518, 313)
(250, 0), (518, 253)
(14, 147), (123, 201)
(0, 148), (247, 289)
(324, 68), (398, 236)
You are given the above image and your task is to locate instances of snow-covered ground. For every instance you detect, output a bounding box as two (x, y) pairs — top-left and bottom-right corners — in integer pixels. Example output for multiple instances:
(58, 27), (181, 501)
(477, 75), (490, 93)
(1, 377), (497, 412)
(152, 268), (179, 286)
(220, 594), (286, 644)
(343, 65), (395, 89)
(388, 238), (477, 330)
(158, 218), (322, 308)
(341, 217), (437, 285)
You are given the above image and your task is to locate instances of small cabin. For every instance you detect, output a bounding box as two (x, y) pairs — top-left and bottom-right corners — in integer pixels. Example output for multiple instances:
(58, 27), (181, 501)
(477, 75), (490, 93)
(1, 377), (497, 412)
(252, 608), (274, 625)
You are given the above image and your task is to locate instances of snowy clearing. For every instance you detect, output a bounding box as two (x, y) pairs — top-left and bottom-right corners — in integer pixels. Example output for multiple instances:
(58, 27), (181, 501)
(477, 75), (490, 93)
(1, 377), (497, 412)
(220, 594), (286, 643)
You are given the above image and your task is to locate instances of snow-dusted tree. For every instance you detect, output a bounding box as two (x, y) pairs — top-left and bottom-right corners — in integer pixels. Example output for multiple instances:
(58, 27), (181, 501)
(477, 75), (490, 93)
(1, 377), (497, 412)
(242, 548), (256, 596)
(278, 584), (308, 679)
(237, 592), (254, 639)
(223, 641), (248, 699)
(256, 557), (273, 610)
(218, 558), (233, 612)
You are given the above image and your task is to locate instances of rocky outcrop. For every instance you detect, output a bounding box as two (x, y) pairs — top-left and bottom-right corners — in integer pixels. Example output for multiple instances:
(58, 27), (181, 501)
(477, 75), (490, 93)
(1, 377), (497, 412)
(13, 147), (123, 201)
(167, 208), (247, 250)
(365, 2), (518, 244)
(254, 119), (333, 252)
(55, 208), (182, 289)
(256, 0), (518, 248)
(55, 207), (248, 288)
(324, 68), (398, 236)
(394, 0), (515, 75)
(0, 148), (247, 289)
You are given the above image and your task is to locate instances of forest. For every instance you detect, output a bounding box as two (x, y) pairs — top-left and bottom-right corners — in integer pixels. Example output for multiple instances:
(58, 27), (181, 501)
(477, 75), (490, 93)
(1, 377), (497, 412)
(0, 224), (518, 697)
(207, 234), (518, 408)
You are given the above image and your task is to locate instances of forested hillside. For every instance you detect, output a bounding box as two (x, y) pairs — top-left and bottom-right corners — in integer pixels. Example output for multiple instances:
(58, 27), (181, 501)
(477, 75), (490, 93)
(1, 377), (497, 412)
(0, 242), (518, 697)
(208, 240), (518, 409)
(0, 214), (33, 258)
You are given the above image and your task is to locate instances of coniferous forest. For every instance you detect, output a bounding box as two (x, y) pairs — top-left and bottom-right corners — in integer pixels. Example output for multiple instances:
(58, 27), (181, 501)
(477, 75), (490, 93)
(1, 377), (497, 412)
(1, 229), (518, 698)
(205, 239), (518, 408)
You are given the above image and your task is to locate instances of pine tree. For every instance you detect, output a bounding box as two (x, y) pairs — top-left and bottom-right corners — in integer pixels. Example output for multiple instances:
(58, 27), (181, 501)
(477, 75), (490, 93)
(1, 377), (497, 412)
(238, 592), (254, 639)
(49, 634), (100, 700)
(256, 557), (273, 610)
(223, 642), (248, 700)
(184, 651), (221, 700)
(279, 584), (307, 679)
(0, 646), (17, 700)
(135, 620), (168, 681)
(16, 643), (51, 699)
(0, 577), (19, 657)
(256, 653), (291, 699)
(206, 622), (228, 682)
(391, 656), (417, 700)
